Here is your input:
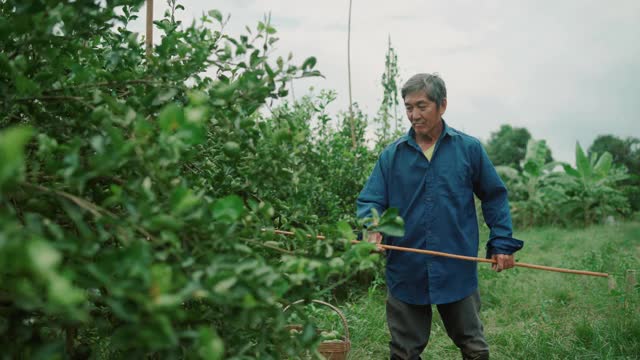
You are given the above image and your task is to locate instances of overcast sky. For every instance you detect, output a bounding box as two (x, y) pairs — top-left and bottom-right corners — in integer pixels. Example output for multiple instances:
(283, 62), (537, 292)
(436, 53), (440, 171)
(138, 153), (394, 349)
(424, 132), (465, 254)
(132, 0), (640, 163)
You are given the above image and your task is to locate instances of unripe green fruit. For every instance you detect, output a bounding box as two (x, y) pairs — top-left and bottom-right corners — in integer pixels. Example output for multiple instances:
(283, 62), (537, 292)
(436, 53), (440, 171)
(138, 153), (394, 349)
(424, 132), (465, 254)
(222, 141), (241, 157)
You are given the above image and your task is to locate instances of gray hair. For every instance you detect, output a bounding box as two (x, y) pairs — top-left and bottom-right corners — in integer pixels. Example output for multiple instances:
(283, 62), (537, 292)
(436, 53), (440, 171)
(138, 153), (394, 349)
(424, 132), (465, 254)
(401, 73), (447, 107)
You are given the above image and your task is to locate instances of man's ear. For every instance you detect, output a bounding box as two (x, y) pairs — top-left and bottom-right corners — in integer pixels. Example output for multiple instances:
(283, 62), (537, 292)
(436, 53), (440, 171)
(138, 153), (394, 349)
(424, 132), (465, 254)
(439, 98), (447, 116)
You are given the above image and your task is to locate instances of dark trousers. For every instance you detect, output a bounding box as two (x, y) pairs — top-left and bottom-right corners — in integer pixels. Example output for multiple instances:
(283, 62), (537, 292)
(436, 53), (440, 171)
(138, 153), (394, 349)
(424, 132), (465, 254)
(386, 291), (489, 360)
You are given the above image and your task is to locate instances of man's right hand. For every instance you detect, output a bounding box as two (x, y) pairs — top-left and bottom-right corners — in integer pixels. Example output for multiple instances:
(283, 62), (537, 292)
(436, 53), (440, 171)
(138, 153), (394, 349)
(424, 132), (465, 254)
(367, 232), (385, 252)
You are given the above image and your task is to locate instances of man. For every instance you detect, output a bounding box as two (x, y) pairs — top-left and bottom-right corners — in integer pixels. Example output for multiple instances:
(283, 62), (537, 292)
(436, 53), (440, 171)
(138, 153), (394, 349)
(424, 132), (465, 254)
(356, 73), (523, 360)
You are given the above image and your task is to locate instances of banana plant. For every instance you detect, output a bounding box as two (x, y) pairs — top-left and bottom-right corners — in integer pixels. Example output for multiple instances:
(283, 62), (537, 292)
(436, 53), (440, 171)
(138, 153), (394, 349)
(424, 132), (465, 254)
(496, 139), (565, 227)
(496, 139), (563, 226)
(561, 142), (630, 225)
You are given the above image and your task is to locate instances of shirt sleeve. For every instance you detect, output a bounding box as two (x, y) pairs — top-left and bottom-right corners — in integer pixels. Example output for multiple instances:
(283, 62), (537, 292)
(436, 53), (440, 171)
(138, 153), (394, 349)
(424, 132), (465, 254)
(356, 152), (389, 223)
(470, 141), (524, 257)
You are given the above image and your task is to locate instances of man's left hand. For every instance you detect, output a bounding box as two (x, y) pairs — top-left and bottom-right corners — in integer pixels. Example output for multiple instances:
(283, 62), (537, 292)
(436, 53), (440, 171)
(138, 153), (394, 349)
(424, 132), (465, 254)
(491, 254), (515, 272)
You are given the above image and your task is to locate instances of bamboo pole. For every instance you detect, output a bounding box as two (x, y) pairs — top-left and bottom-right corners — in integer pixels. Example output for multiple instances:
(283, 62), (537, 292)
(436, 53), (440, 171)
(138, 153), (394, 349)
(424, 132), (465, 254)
(263, 229), (609, 278)
(146, 0), (153, 58)
(372, 242), (608, 277)
(347, 0), (356, 149)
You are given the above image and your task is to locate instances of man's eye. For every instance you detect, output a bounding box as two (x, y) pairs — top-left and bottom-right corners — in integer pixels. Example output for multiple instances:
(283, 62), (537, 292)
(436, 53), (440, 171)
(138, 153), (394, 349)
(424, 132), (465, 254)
(418, 106), (427, 110)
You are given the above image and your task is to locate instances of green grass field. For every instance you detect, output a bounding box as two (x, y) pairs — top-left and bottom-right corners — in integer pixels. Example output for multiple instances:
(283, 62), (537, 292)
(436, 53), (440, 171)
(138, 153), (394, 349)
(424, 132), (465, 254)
(336, 220), (640, 359)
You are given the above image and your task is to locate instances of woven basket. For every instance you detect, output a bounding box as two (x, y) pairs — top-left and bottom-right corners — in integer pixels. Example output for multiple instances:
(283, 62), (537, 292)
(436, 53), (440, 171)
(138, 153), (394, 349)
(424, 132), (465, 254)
(284, 299), (351, 360)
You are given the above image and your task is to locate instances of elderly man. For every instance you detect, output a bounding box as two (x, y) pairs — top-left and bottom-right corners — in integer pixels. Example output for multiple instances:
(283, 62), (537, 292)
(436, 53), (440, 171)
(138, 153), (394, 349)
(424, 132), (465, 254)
(356, 73), (523, 360)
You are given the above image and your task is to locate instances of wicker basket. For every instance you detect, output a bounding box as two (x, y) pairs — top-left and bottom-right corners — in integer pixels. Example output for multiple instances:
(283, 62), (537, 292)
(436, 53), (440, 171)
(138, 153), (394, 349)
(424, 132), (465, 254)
(283, 299), (351, 360)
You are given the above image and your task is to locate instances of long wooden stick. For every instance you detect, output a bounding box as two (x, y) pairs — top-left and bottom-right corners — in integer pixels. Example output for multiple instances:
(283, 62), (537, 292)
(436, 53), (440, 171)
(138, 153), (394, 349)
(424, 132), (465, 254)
(263, 229), (609, 278)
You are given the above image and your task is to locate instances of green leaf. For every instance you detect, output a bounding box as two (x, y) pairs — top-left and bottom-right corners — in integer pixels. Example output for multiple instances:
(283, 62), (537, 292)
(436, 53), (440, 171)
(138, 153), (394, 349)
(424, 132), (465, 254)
(373, 208), (405, 237)
(542, 161), (562, 172)
(48, 273), (86, 308)
(208, 9), (223, 22)
(151, 264), (173, 293)
(15, 74), (39, 96)
(301, 56), (317, 70)
(593, 151), (612, 176)
(188, 90), (209, 105)
(495, 165), (519, 181)
(249, 49), (261, 67)
(212, 195), (245, 222)
(152, 88), (178, 106)
(28, 240), (61, 273)
(563, 164), (581, 178)
(336, 221), (354, 240)
(368, 208), (380, 226)
(233, 244), (252, 254)
(170, 186), (200, 215)
(197, 327), (225, 360)
(575, 142), (591, 178)
(523, 160), (541, 177)
(242, 293), (257, 308)
(148, 214), (183, 231)
(265, 25), (277, 35)
(301, 70), (323, 78)
(158, 103), (185, 133)
(214, 277), (237, 294)
(185, 106), (207, 123)
(0, 126), (33, 188)
(377, 219), (404, 237)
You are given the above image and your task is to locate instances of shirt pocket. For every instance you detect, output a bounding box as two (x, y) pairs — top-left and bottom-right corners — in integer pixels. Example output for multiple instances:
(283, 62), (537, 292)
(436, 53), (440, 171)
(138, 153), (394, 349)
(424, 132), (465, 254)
(434, 163), (476, 228)
(389, 153), (428, 208)
(435, 160), (472, 197)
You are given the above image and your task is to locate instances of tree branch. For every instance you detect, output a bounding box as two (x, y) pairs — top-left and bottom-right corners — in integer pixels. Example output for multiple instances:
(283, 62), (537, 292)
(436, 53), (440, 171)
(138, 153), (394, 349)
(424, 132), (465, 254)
(15, 95), (85, 102)
(20, 182), (154, 241)
(239, 237), (299, 255)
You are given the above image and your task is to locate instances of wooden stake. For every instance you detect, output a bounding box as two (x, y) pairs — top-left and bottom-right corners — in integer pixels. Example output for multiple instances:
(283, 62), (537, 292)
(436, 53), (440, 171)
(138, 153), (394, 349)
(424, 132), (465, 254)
(146, 0), (153, 58)
(626, 269), (637, 292)
(347, 0), (356, 149)
(625, 270), (637, 308)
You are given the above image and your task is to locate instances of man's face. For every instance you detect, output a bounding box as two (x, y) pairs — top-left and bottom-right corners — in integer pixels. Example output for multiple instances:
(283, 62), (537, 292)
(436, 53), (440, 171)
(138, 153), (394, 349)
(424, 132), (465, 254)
(404, 91), (447, 138)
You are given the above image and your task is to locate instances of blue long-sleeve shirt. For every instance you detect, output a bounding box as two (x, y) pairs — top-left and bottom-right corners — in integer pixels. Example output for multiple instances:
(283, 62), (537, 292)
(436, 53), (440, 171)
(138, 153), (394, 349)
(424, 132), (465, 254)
(357, 121), (523, 305)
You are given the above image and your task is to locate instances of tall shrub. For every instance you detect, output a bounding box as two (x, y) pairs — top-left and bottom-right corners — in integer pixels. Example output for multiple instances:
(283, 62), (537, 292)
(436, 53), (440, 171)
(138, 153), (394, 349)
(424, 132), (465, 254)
(0, 2), (385, 358)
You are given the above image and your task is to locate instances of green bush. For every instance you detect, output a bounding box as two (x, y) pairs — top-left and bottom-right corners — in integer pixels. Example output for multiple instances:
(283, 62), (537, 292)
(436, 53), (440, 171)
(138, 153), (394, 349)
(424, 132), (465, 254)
(0, 1), (381, 358)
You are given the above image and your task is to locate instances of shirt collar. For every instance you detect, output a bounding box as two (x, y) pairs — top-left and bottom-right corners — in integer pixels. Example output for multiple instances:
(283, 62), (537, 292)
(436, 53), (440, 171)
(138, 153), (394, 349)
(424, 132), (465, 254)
(401, 119), (458, 146)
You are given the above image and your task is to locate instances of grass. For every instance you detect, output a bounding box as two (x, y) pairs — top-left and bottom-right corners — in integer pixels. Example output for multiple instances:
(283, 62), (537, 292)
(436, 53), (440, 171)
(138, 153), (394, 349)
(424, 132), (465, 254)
(333, 221), (640, 359)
